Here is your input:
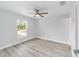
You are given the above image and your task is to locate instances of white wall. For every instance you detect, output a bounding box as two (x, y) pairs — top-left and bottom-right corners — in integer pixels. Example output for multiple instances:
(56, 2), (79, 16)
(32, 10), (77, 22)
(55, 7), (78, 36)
(0, 8), (71, 50)
(0, 9), (35, 49)
(36, 13), (71, 45)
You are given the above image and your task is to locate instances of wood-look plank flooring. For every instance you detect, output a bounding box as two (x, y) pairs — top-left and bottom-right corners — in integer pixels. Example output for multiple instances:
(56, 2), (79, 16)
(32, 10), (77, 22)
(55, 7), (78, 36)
(0, 38), (71, 57)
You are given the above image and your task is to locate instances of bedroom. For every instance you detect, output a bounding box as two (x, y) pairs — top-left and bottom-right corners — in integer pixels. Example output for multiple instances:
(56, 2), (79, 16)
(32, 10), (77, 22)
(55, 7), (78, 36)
(0, 1), (78, 57)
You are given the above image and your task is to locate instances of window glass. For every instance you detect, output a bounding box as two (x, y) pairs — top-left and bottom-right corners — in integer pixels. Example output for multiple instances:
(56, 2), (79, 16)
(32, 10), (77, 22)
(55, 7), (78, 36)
(17, 20), (28, 38)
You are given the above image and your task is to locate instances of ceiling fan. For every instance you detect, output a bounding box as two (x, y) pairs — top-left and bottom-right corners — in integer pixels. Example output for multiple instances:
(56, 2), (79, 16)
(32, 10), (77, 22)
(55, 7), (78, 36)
(27, 9), (48, 17)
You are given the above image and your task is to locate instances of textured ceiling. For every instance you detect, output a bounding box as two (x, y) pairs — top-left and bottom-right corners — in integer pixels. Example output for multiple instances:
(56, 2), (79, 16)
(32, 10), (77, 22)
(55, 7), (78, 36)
(0, 1), (75, 18)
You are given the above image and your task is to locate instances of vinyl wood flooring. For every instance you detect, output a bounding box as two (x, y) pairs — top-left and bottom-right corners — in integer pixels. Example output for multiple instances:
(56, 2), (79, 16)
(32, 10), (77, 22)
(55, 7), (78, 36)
(0, 38), (71, 57)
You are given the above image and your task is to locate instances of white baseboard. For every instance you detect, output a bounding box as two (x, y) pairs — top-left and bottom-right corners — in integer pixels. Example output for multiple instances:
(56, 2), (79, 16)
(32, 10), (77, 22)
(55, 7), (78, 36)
(37, 37), (71, 46)
(0, 36), (71, 50)
(0, 37), (35, 50)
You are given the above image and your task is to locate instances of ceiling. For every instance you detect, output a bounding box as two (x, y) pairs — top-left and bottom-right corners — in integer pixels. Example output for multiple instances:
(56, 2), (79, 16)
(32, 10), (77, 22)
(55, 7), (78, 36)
(0, 1), (75, 18)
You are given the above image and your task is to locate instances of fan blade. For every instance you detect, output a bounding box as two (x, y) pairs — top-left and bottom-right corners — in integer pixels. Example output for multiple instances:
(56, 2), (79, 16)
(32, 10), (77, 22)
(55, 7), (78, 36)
(39, 12), (48, 14)
(33, 14), (37, 17)
(26, 13), (35, 14)
(38, 14), (44, 17)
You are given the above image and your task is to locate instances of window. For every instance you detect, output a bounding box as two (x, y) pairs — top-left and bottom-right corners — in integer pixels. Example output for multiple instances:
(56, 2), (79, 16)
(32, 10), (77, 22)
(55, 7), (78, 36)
(17, 20), (28, 38)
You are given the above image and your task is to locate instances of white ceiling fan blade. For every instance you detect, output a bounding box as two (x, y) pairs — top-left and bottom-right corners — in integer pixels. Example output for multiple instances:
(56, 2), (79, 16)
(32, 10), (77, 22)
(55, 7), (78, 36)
(26, 13), (35, 14)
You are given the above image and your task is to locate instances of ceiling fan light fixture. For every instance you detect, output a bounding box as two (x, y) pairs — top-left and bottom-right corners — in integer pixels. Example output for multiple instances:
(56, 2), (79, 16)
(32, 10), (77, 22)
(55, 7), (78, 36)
(36, 14), (39, 16)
